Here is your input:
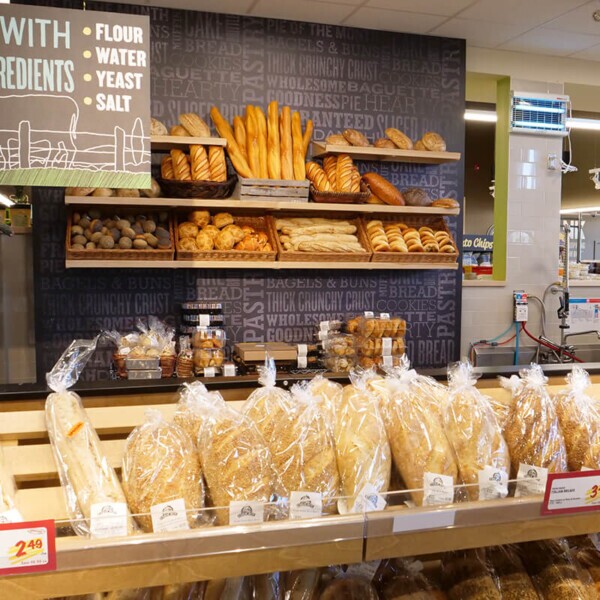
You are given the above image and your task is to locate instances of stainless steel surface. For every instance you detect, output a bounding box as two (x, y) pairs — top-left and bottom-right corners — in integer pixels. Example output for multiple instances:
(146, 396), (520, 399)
(474, 343), (600, 366)
(125, 358), (160, 370)
(127, 368), (162, 380)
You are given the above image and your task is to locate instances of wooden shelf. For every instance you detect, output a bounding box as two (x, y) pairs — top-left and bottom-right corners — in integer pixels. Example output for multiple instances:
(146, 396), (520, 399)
(311, 142), (462, 164)
(65, 260), (459, 270)
(64, 196), (460, 216)
(150, 135), (226, 151)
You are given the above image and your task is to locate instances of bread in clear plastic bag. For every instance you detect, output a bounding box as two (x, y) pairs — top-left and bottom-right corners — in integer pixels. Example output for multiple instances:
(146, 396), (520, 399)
(554, 366), (600, 471)
(441, 549), (502, 600)
(122, 409), (204, 532)
(334, 370), (391, 512)
(252, 573), (283, 599)
(172, 381), (217, 442)
(503, 364), (567, 477)
(0, 445), (21, 521)
(374, 558), (447, 599)
(284, 569), (321, 600)
(197, 391), (279, 525)
(217, 577), (253, 600)
(572, 536), (600, 595)
(318, 577), (379, 599)
(308, 374), (343, 405)
(269, 381), (340, 513)
(495, 375), (523, 430)
(45, 337), (137, 537)
(486, 545), (539, 600)
(347, 315), (407, 338)
(105, 589), (153, 600)
(444, 361), (510, 501)
(355, 336), (405, 358)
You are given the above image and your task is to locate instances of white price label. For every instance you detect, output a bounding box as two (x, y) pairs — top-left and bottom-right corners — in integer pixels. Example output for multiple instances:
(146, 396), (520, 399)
(319, 321), (330, 332)
(203, 367), (216, 378)
(423, 472), (454, 506)
(543, 470), (600, 513)
(381, 338), (392, 356)
(297, 344), (308, 357)
(364, 311), (375, 318)
(382, 355), (393, 368)
(0, 509), (23, 525)
(297, 356), (308, 369)
(380, 312), (390, 320)
(90, 502), (128, 539)
(393, 510), (455, 533)
(353, 483), (387, 513)
(289, 491), (322, 520)
(515, 463), (548, 498)
(229, 501), (265, 525)
(478, 466), (508, 501)
(150, 499), (189, 533)
(198, 314), (210, 327)
(223, 364), (236, 377)
(318, 331), (328, 341)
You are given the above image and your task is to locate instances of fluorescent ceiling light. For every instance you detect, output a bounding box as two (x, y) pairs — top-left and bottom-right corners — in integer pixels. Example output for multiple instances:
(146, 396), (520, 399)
(561, 206), (600, 215)
(0, 193), (14, 207)
(465, 110), (600, 131)
(514, 104), (565, 114)
(464, 109), (497, 122)
(567, 118), (600, 131)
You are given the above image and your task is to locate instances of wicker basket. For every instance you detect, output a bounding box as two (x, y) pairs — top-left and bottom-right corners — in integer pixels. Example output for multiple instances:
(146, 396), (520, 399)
(309, 182), (371, 204)
(158, 174), (237, 199)
(269, 215), (372, 263)
(175, 213), (277, 262)
(160, 355), (176, 378)
(66, 209), (175, 261)
(363, 216), (459, 264)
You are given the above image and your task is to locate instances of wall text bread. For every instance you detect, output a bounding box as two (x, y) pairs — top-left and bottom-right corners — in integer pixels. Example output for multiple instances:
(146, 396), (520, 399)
(385, 127), (413, 150)
(362, 173), (405, 206)
(267, 101), (282, 179)
(210, 106), (254, 179)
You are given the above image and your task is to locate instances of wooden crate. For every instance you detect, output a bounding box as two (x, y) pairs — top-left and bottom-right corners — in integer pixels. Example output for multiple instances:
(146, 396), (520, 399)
(233, 177), (310, 202)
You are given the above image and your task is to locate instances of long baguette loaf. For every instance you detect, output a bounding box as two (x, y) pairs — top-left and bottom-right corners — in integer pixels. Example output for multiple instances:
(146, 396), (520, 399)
(255, 106), (269, 179)
(46, 391), (136, 536)
(291, 111), (306, 181)
(233, 116), (247, 161)
(210, 106), (253, 179)
(245, 106), (260, 178)
(280, 106), (294, 180)
(302, 119), (314, 158)
(267, 101), (282, 180)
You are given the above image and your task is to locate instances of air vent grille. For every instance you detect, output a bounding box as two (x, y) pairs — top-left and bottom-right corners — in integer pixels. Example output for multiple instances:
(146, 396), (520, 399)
(510, 92), (569, 136)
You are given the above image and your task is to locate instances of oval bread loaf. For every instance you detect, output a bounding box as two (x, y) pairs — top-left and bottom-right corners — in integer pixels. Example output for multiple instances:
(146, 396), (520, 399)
(362, 173), (405, 206)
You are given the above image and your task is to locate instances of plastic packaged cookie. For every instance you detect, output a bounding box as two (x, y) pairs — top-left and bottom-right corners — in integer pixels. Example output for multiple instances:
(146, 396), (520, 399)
(191, 327), (226, 349)
(355, 336), (405, 357)
(193, 347), (225, 370)
(354, 316), (407, 339)
(321, 334), (356, 357)
(323, 355), (355, 373)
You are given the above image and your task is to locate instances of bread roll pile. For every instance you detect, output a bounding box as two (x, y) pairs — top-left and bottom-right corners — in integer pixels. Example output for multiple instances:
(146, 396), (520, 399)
(383, 128), (447, 152)
(325, 128), (371, 147)
(274, 217), (367, 253)
(160, 146), (227, 183)
(305, 154), (361, 194)
(365, 219), (456, 254)
(177, 210), (273, 253)
(151, 113), (212, 138)
(210, 103), (312, 181)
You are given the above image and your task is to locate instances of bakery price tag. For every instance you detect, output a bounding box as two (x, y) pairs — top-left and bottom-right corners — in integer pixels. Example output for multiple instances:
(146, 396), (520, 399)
(229, 501), (265, 525)
(222, 363), (236, 377)
(381, 337), (393, 356)
(90, 502), (128, 538)
(478, 466), (509, 501)
(0, 519), (56, 575)
(541, 469), (600, 515)
(422, 472), (454, 506)
(289, 491), (322, 520)
(203, 367), (216, 378)
(198, 314), (210, 327)
(319, 321), (330, 332)
(363, 311), (375, 318)
(297, 344), (308, 357)
(380, 313), (390, 320)
(150, 499), (189, 533)
(297, 356), (308, 369)
(353, 483), (387, 513)
(515, 463), (548, 498)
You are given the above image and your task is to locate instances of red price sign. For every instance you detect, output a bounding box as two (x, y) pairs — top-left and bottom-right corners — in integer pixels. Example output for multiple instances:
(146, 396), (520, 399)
(0, 520), (56, 575)
(542, 470), (600, 515)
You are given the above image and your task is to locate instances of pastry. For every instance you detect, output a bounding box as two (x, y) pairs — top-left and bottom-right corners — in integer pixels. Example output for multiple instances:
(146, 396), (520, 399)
(306, 161), (332, 192)
(122, 410), (203, 532)
(280, 106), (294, 180)
(215, 230), (236, 250)
(195, 230), (214, 251)
(178, 221), (199, 239)
(222, 224), (245, 243)
(362, 173), (405, 206)
(208, 146), (227, 182)
(255, 105), (269, 179)
(422, 132), (446, 152)
(189, 210), (210, 228)
(431, 198), (460, 209)
(336, 154), (354, 192)
(179, 237), (198, 252)
(326, 134), (350, 146)
(190, 145), (210, 181)
(203, 224), (220, 240)
(161, 157), (175, 179)
(179, 112), (211, 137)
(170, 149), (192, 181)
(385, 127), (413, 150)
(292, 111), (306, 181)
(302, 119), (314, 157)
(150, 117), (168, 136)
(267, 100), (282, 179)
(343, 128), (370, 147)
(350, 168), (361, 193)
(319, 577), (379, 599)
(374, 138), (396, 149)
(323, 155), (338, 190)
(213, 212), (234, 229)
(170, 125), (189, 137)
(210, 106), (254, 179)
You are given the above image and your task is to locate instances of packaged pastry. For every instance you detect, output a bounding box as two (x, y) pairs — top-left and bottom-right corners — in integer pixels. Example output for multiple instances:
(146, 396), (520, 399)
(334, 370), (391, 512)
(191, 327), (226, 349)
(176, 336), (194, 379)
(197, 391), (279, 525)
(554, 366), (600, 471)
(321, 334), (356, 357)
(503, 364), (567, 479)
(356, 336), (405, 357)
(45, 338), (137, 537)
(252, 572), (284, 600)
(358, 355), (404, 370)
(442, 549), (502, 600)
(323, 355), (355, 373)
(193, 347), (225, 371)
(0, 446), (21, 522)
(349, 315), (407, 339)
(318, 577), (379, 599)
(444, 361), (510, 501)
(486, 545), (539, 600)
(374, 558), (446, 599)
(122, 409), (204, 532)
(270, 381), (340, 513)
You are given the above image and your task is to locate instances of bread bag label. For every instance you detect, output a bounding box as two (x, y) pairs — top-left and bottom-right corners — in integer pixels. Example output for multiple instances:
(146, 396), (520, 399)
(382, 355), (394, 368)
(90, 502), (128, 539)
(380, 313), (390, 320)
(203, 367), (216, 378)
(364, 311), (375, 318)
(228, 501), (265, 525)
(354, 483), (387, 513)
(289, 491), (322, 519)
(223, 363), (236, 377)
(514, 463), (548, 498)
(0, 509), (23, 524)
(423, 472), (454, 506)
(150, 499), (190, 533)
(381, 338), (392, 356)
(319, 321), (331, 332)
(198, 315), (210, 327)
(297, 356), (308, 369)
(297, 344), (308, 357)
(477, 466), (508, 500)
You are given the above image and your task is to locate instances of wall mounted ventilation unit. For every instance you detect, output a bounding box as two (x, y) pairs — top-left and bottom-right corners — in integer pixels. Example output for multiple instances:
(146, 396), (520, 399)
(510, 91), (569, 136)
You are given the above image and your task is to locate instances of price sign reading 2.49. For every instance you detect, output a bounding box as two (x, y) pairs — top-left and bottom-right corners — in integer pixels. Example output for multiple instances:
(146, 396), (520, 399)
(0, 520), (56, 575)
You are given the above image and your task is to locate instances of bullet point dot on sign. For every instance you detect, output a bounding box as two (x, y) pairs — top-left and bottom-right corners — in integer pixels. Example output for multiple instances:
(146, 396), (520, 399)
(84, 97), (93, 106)
(83, 27), (92, 35)
(83, 50), (91, 58)
(83, 73), (92, 82)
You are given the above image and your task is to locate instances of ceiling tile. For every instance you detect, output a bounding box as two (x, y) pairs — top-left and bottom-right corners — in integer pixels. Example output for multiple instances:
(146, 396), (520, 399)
(500, 27), (600, 56)
(569, 42), (600, 60)
(365, 0), (476, 17)
(343, 7), (447, 33)
(251, 0), (355, 23)
(429, 17), (530, 48)
(460, 0), (589, 27)
(545, 0), (600, 35)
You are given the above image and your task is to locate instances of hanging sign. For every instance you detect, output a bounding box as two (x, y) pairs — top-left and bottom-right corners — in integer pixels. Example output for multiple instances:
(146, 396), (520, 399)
(0, 4), (151, 188)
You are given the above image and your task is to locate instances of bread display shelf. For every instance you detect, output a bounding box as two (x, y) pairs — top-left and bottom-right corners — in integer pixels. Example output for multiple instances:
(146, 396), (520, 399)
(311, 142), (462, 164)
(150, 135), (227, 151)
(64, 195), (461, 216)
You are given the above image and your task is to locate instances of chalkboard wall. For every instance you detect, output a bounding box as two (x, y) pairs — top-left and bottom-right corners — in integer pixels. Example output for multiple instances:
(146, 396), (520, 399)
(26, 0), (465, 381)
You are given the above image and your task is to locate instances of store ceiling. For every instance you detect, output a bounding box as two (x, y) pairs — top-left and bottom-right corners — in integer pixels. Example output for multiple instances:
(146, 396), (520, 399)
(113, 0), (600, 61)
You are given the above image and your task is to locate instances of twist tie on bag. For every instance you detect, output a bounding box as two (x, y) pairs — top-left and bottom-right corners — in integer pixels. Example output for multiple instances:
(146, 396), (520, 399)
(498, 374), (523, 395)
(520, 363), (548, 389)
(566, 365), (591, 396)
(257, 356), (277, 388)
(290, 381), (314, 406)
(348, 366), (377, 390)
(143, 408), (164, 428)
(46, 336), (99, 393)
(447, 361), (479, 393)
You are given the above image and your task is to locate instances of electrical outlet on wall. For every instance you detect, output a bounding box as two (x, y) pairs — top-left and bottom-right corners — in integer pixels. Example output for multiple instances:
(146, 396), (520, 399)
(513, 290), (528, 322)
(547, 154), (558, 171)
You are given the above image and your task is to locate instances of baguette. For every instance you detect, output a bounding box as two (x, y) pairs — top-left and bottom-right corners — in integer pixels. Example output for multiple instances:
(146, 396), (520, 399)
(362, 172), (405, 206)
(46, 390), (136, 536)
(336, 154), (354, 192)
(267, 100), (282, 180)
(280, 106), (294, 180)
(302, 118), (314, 158)
(170, 149), (192, 181)
(246, 105), (261, 179)
(291, 111), (306, 181)
(350, 168), (361, 193)
(323, 156), (337, 190)
(208, 146), (227, 182)
(161, 157), (174, 180)
(305, 161), (332, 192)
(190, 144), (210, 181)
(233, 116), (247, 161)
(255, 106), (269, 179)
(209, 106), (254, 179)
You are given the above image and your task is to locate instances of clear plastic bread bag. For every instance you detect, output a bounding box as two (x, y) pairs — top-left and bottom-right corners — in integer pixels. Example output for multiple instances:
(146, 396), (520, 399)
(442, 548), (502, 600)
(444, 361), (510, 501)
(495, 375), (524, 430)
(45, 337), (137, 537)
(308, 373), (343, 425)
(373, 558), (446, 599)
(252, 572), (284, 600)
(270, 381), (340, 514)
(283, 570), (321, 600)
(0, 445), (22, 522)
(554, 366), (600, 471)
(376, 364), (458, 506)
(485, 545), (540, 600)
(122, 408), (204, 533)
(242, 358), (293, 442)
(318, 576), (379, 599)
(172, 380), (214, 441)
(197, 391), (280, 525)
(503, 364), (567, 479)
(335, 369), (391, 513)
